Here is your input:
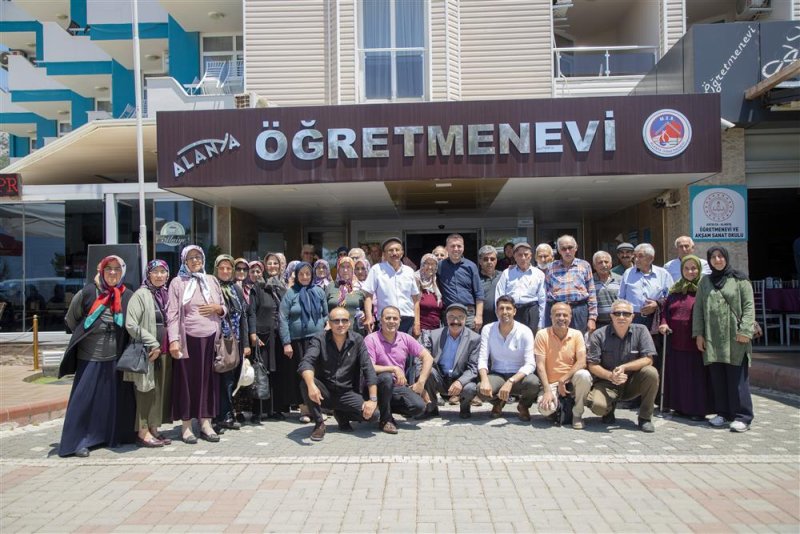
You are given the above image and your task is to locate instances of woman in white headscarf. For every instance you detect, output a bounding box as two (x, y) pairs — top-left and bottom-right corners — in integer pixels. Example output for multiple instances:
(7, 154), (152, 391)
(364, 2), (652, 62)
(166, 245), (226, 444)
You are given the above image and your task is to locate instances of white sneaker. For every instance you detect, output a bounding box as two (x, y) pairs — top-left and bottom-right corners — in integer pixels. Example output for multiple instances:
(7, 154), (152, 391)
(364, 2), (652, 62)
(730, 421), (750, 432)
(708, 415), (728, 427)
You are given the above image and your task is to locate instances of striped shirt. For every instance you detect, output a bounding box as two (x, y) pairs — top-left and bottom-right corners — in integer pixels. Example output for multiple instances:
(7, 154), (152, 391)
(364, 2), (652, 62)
(592, 272), (621, 322)
(545, 259), (597, 320)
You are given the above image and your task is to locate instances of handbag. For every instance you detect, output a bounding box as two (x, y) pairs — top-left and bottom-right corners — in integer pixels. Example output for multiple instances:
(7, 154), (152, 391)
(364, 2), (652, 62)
(118, 340), (149, 374)
(719, 283), (761, 339)
(251, 346), (271, 400)
(214, 318), (240, 373)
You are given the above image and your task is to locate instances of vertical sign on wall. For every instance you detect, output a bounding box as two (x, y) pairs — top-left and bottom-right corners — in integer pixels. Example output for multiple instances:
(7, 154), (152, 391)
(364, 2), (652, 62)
(689, 185), (748, 242)
(0, 174), (21, 200)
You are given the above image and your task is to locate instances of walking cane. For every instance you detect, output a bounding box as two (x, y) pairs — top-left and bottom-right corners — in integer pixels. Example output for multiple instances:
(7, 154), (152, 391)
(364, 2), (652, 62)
(659, 328), (672, 414)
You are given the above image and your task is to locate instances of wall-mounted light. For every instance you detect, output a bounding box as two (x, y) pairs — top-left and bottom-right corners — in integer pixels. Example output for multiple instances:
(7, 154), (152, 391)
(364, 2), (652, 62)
(144, 54), (161, 61)
(57, 110), (70, 115)
(94, 86), (109, 92)
(55, 13), (68, 20)
(435, 182), (452, 188)
(208, 11), (226, 20)
(434, 200), (449, 205)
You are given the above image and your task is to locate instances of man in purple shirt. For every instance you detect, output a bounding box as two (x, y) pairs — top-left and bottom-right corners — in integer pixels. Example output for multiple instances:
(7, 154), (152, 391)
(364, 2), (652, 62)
(365, 306), (434, 434)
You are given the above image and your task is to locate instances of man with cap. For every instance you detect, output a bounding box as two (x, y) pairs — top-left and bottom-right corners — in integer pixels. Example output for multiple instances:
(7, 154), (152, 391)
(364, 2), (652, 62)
(362, 237), (421, 336)
(545, 234), (597, 334)
(437, 233), (484, 332)
(494, 242), (546, 336)
(298, 306), (380, 441)
(478, 245), (501, 326)
(611, 242), (635, 275)
(421, 303), (481, 419)
(663, 236), (711, 282)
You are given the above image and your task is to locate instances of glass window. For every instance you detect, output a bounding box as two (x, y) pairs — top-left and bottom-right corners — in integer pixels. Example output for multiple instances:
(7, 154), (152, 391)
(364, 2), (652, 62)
(0, 204), (24, 332)
(307, 229), (346, 266)
(117, 198), (155, 258)
(361, 0), (426, 101)
(201, 34), (243, 83)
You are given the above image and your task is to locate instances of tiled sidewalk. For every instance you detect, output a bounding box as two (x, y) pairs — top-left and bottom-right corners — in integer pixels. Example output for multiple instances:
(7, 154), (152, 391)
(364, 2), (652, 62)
(0, 366), (71, 427)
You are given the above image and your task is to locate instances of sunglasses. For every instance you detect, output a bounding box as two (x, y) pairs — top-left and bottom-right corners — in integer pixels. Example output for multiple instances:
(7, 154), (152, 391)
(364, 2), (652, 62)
(330, 318), (350, 325)
(235, 267), (249, 272)
(611, 311), (634, 318)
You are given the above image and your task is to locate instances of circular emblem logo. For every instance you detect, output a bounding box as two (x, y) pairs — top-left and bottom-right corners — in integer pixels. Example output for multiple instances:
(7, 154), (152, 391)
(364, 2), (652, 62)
(702, 192), (735, 222)
(642, 109), (692, 158)
(158, 221), (187, 247)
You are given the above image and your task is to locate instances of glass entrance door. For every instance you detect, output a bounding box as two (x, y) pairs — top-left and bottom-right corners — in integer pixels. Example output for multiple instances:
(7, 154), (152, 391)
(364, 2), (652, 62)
(405, 231), (479, 265)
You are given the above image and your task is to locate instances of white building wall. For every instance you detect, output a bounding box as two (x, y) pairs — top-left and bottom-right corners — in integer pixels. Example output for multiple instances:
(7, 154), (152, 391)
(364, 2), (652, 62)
(663, 0), (685, 55)
(0, 1), (33, 22)
(244, 0), (327, 106)
(87, 0), (168, 25)
(41, 22), (111, 63)
(459, 0), (551, 100)
(338, 0), (357, 104)
(7, 54), (69, 91)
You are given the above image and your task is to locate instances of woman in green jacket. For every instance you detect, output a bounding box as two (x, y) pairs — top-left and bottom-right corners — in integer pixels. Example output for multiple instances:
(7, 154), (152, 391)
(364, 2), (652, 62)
(124, 259), (173, 447)
(692, 246), (755, 432)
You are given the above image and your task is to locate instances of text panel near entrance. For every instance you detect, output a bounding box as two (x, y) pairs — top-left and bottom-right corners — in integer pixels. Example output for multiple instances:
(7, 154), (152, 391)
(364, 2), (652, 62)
(405, 232), (478, 266)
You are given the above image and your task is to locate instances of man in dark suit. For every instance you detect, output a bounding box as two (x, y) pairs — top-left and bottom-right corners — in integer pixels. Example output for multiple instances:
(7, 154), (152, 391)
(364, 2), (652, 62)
(422, 303), (481, 419)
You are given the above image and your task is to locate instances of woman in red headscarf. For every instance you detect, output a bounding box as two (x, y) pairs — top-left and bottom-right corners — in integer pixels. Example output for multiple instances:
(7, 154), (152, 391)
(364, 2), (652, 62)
(58, 255), (136, 457)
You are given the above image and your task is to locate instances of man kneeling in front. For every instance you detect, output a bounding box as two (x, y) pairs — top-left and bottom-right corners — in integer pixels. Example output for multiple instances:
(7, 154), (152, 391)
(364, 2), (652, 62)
(534, 303), (592, 429)
(586, 299), (659, 433)
(477, 296), (540, 420)
(299, 307), (379, 441)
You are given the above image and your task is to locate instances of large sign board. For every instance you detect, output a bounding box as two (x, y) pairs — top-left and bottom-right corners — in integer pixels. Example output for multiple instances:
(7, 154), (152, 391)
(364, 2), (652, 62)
(157, 94), (721, 189)
(690, 185), (748, 242)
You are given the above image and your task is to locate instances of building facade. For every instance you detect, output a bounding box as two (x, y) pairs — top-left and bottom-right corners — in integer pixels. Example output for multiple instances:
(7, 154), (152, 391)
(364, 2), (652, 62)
(2, 0), (799, 334)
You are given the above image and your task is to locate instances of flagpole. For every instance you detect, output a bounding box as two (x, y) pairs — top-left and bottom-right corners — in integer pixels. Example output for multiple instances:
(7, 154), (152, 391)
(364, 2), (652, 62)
(131, 0), (147, 278)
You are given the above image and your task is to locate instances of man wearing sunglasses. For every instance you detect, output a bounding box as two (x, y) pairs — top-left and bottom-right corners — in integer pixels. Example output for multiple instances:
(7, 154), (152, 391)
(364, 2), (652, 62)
(585, 299), (659, 433)
(298, 307), (379, 441)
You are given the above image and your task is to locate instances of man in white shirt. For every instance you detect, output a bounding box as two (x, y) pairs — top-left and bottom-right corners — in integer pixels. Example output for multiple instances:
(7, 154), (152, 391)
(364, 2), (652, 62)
(663, 236), (711, 282)
(494, 242), (546, 336)
(477, 295), (541, 421)
(362, 237), (421, 336)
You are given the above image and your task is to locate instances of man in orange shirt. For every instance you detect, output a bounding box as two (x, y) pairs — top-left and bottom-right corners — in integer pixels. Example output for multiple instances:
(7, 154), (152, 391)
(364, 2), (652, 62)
(534, 302), (592, 429)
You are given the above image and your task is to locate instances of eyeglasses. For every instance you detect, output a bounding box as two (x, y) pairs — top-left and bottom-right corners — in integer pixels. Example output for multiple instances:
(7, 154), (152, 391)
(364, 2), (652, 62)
(104, 267), (122, 273)
(235, 267), (248, 272)
(611, 311), (633, 318)
(330, 318), (350, 325)
(559, 246), (576, 251)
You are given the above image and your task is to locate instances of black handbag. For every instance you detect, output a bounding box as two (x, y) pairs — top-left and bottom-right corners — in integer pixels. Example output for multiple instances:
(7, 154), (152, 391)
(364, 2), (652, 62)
(214, 318), (239, 374)
(118, 340), (149, 374)
(251, 347), (271, 400)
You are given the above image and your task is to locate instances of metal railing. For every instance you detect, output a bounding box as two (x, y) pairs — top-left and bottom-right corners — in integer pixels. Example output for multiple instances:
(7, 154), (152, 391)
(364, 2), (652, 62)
(553, 45), (658, 78)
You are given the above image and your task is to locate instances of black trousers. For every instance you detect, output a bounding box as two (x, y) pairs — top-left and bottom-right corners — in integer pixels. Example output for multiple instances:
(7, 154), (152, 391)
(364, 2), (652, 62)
(376, 372), (426, 423)
(300, 378), (377, 425)
(708, 359), (754, 424)
(515, 302), (540, 337)
(424, 367), (478, 409)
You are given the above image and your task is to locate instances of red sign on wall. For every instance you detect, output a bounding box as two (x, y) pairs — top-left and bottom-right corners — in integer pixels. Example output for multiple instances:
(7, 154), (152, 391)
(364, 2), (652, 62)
(0, 174), (21, 199)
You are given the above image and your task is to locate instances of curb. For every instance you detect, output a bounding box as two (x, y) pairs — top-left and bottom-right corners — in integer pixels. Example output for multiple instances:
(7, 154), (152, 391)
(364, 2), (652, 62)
(750, 361), (800, 395)
(0, 398), (69, 427)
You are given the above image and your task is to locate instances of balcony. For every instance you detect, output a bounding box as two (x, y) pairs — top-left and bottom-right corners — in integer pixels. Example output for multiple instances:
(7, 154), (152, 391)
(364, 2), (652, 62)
(552, 46), (657, 97)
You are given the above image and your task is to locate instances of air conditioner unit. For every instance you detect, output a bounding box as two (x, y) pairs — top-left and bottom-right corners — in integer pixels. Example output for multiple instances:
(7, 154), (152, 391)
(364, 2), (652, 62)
(552, 0), (573, 20)
(736, 0), (771, 20)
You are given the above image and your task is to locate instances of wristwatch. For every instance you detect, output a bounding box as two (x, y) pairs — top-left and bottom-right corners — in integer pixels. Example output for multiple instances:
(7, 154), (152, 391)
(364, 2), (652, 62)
(507, 377), (517, 384)
(369, 396), (378, 402)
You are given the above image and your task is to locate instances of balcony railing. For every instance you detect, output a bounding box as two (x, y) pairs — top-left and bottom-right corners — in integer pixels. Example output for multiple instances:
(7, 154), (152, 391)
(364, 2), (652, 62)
(553, 46), (658, 78)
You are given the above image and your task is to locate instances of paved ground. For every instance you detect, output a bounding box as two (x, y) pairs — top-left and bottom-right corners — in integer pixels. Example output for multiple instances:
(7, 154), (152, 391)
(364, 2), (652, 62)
(1, 388), (798, 533)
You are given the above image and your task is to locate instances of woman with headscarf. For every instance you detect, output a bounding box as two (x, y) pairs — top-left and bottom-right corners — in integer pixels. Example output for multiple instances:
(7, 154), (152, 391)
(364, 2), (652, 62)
(326, 256), (366, 335)
(269, 253), (287, 282)
(692, 246), (755, 433)
(213, 255), (255, 431)
(353, 257), (370, 285)
(166, 245), (227, 444)
(58, 255), (136, 457)
(415, 253), (444, 348)
(313, 259), (333, 290)
(283, 260), (300, 287)
(348, 247), (367, 262)
(123, 259), (173, 448)
(279, 262), (329, 422)
(658, 255), (709, 421)
(233, 257), (250, 286)
(248, 252), (288, 421)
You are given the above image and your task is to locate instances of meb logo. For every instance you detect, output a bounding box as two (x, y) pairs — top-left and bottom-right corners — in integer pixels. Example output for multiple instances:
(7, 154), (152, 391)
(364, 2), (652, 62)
(642, 109), (692, 158)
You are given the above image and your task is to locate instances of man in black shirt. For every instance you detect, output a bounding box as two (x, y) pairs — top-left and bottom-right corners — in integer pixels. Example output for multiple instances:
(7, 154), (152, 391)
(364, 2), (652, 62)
(299, 307), (379, 441)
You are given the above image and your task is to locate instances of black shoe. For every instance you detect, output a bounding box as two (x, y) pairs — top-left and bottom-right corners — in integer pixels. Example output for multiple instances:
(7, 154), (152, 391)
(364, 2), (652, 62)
(182, 433), (198, 445)
(268, 412), (286, 421)
(638, 419), (655, 433)
(310, 422), (326, 441)
(459, 406), (472, 419)
(221, 418), (241, 430)
(74, 447), (90, 458)
(333, 411), (354, 432)
(249, 415), (263, 425)
(602, 408), (616, 425)
(416, 404), (439, 420)
(235, 412), (246, 423)
(199, 431), (220, 443)
(212, 424), (226, 435)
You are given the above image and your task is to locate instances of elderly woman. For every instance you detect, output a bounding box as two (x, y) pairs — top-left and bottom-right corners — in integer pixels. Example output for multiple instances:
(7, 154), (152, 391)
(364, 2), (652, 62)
(326, 256), (366, 335)
(124, 260), (173, 448)
(213, 255), (255, 431)
(354, 257), (370, 285)
(279, 262), (329, 422)
(415, 253), (443, 347)
(58, 255), (136, 457)
(658, 255), (710, 420)
(167, 245), (227, 444)
(313, 259), (333, 290)
(348, 247), (367, 262)
(692, 246), (755, 433)
(233, 257), (250, 286)
(283, 260), (300, 287)
(248, 252), (287, 421)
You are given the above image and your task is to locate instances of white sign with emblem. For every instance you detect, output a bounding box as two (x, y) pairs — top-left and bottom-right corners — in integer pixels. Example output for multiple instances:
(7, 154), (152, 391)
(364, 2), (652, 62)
(689, 185), (748, 242)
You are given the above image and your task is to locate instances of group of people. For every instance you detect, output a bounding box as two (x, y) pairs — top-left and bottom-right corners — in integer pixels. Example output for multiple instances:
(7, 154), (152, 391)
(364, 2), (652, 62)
(57, 233), (755, 455)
